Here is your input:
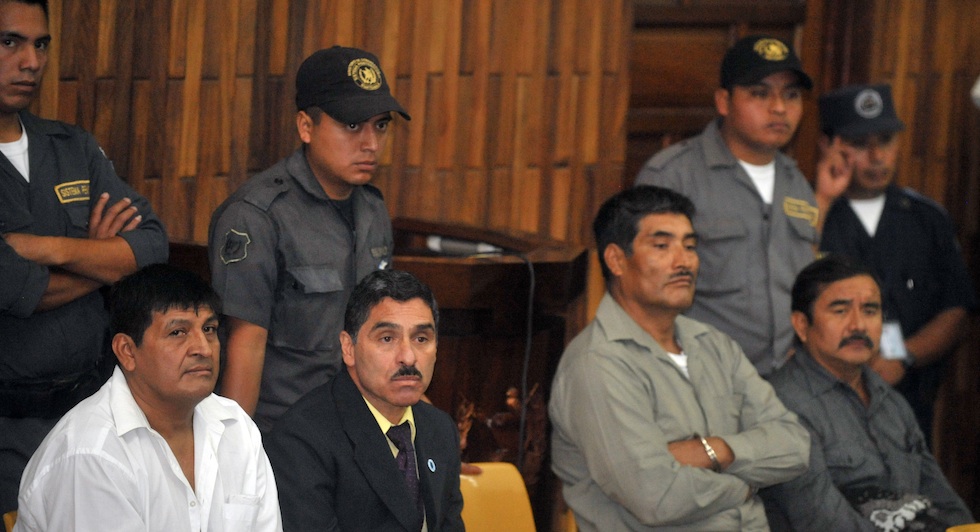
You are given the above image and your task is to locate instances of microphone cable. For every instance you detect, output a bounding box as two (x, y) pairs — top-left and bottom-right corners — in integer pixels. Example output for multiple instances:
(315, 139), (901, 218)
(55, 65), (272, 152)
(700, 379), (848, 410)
(464, 249), (535, 475)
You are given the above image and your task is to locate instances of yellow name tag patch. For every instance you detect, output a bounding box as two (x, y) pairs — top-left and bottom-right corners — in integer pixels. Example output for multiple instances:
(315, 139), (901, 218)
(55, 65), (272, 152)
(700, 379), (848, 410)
(783, 197), (818, 227)
(54, 180), (91, 204)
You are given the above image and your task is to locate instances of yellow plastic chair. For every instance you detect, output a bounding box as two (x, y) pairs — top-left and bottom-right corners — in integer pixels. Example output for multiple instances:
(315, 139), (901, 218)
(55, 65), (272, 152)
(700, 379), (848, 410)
(460, 462), (535, 532)
(560, 506), (577, 532)
(3, 510), (15, 532)
(948, 524), (980, 532)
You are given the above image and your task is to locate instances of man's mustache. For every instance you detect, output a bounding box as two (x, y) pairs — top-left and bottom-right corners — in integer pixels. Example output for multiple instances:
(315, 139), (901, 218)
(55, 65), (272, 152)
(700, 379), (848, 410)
(838, 333), (874, 349)
(670, 269), (696, 281)
(393, 365), (423, 378)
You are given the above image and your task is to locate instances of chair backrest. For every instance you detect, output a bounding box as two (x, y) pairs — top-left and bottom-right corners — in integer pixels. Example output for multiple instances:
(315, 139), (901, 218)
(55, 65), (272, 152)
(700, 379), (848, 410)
(947, 525), (980, 532)
(3, 510), (15, 532)
(459, 462), (535, 532)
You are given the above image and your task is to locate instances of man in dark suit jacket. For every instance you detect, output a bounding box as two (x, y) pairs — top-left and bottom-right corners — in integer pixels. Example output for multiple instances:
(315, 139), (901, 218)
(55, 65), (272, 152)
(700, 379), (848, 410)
(266, 269), (464, 532)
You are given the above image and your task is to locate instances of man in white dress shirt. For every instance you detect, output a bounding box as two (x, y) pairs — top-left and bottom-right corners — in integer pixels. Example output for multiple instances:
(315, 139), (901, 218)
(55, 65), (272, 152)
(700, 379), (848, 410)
(15, 264), (281, 531)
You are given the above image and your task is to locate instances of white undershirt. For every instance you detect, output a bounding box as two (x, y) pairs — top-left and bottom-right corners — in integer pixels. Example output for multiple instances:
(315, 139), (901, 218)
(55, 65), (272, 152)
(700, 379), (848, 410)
(738, 159), (776, 204)
(0, 122), (29, 181)
(848, 195), (886, 237)
(667, 351), (690, 379)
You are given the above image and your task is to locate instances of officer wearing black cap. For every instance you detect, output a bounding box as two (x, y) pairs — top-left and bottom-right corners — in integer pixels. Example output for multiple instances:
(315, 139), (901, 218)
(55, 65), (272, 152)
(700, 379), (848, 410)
(208, 46), (409, 432)
(636, 35), (834, 377)
(818, 83), (977, 445)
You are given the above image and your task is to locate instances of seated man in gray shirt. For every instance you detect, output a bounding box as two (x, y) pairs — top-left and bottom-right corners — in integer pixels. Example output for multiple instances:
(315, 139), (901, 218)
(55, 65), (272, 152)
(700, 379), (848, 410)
(549, 186), (809, 531)
(761, 255), (973, 531)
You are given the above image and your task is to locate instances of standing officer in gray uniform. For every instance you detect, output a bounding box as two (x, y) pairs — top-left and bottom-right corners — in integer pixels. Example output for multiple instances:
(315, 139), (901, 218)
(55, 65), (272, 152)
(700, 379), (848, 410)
(0, 0), (168, 513)
(209, 46), (409, 433)
(635, 35), (837, 376)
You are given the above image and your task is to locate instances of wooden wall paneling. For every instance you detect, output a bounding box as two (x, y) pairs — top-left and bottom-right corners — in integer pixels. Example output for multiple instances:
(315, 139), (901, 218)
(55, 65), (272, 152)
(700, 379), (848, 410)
(176, 1), (205, 182)
(99, 1), (135, 178)
(367, 0), (399, 73)
(461, 168), (490, 227)
(490, 2), (517, 170)
(405, 1), (431, 168)
(63, 0), (99, 129)
(510, 77), (531, 231)
(35, 0), (61, 118)
(630, 29), (726, 109)
(194, 80), (222, 244)
(525, 1), (549, 171)
(213, 0), (241, 178)
(55, 80), (77, 131)
(268, 0), (289, 76)
(166, 0), (188, 77)
(575, 0), (603, 166)
(461, 0), (491, 169)
(551, 0), (578, 165)
(131, 0), (170, 191)
(418, 75), (442, 221)
(536, 73), (561, 240)
(95, 0), (116, 77)
(435, 0), (462, 171)
(548, 167), (572, 241)
(235, 0), (258, 76)
(128, 80), (152, 194)
(162, 79), (188, 239)
(488, 167), (512, 230)
(377, 102), (406, 217)
(54, 0), (81, 80)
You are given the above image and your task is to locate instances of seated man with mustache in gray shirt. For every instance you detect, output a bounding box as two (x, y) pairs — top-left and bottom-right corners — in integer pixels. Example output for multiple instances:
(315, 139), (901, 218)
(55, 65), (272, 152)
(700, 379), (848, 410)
(761, 255), (972, 531)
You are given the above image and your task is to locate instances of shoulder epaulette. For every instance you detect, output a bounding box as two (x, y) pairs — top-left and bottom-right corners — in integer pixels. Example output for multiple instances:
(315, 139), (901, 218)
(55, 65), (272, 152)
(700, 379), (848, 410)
(243, 178), (290, 212)
(646, 141), (692, 171)
(900, 187), (949, 216)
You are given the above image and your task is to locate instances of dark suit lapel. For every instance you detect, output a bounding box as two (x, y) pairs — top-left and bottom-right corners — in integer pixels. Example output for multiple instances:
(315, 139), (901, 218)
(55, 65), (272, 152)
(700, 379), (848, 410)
(414, 405), (452, 530)
(334, 371), (419, 531)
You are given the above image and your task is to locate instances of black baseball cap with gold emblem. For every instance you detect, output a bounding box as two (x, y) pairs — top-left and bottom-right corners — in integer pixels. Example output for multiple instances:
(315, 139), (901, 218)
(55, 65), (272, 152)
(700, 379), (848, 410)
(295, 46), (411, 124)
(818, 83), (905, 138)
(720, 35), (813, 90)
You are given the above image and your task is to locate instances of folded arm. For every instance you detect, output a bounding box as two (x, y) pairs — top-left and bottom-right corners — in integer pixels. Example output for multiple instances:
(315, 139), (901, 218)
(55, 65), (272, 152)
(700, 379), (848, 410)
(717, 343), (811, 488)
(553, 354), (751, 527)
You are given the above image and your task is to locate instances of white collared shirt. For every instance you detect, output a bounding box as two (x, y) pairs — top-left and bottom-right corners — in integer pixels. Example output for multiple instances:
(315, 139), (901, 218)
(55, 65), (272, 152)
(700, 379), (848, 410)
(16, 367), (282, 532)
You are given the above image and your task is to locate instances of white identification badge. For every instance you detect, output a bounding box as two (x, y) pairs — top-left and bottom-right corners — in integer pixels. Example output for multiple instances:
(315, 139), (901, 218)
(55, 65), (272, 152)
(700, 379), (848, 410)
(879, 321), (908, 360)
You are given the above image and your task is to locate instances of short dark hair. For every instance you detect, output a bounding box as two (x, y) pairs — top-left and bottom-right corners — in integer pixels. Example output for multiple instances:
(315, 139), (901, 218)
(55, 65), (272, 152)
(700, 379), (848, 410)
(791, 255), (879, 322)
(593, 185), (696, 282)
(343, 269), (439, 343)
(303, 106), (325, 125)
(5, 0), (48, 17)
(110, 264), (222, 346)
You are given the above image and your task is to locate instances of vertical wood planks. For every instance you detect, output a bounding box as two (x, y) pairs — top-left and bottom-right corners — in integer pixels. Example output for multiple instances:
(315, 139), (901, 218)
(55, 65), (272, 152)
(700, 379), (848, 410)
(35, 0), (631, 250)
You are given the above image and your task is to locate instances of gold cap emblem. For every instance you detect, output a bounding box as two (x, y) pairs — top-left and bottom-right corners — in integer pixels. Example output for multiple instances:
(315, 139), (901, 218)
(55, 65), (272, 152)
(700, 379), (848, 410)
(753, 39), (789, 61)
(348, 58), (382, 91)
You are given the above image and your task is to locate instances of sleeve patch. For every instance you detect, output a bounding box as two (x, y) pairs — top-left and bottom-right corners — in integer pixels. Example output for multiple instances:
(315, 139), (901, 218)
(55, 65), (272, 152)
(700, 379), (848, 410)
(220, 229), (251, 264)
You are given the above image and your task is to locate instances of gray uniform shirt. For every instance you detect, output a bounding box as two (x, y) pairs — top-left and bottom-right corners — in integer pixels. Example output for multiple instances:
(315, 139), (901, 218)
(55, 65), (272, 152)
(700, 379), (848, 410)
(635, 120), (818, 375)
(549, 293), (810, 531)
(760, 348), (973, 530)
(209, 148), (393, 432)
(0, 110), (169, 380)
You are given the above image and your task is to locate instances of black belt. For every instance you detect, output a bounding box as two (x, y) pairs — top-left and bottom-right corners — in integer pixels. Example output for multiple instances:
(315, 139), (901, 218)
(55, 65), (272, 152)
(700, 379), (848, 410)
(0, 365), (106, 419)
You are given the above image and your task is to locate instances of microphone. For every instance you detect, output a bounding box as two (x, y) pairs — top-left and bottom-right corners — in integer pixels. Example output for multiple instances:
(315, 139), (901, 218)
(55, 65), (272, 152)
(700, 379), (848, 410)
(425, 235), (504, 256)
